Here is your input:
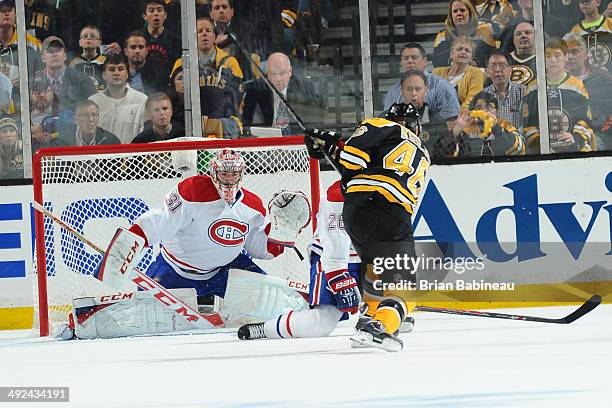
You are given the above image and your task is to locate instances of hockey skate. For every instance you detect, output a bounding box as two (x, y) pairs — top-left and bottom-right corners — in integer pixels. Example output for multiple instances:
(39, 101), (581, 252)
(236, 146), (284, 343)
(237, 323), (267, 340)
(350, 319), (404, 352)
(355, 315), (415, 334)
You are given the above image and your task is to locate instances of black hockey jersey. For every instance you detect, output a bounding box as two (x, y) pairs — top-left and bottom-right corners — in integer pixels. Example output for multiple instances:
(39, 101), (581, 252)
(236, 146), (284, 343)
(509, 51), (537, 86)
(523, 73), (594, 153)
(570, 17), (612, 72)
(338, 118), (431, 222)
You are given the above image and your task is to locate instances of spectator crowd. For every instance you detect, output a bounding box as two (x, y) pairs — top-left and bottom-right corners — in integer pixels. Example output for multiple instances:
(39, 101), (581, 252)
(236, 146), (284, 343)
(1, 0), (611, 179)
(383, 0), (612, 159)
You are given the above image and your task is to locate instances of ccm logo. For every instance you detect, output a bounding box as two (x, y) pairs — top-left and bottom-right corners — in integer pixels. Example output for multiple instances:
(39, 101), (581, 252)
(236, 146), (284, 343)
(119, 241), (141, 274)
(208, 219), (250, 246)
(288, 281), (308, 291)
(100, 292), (134, 302)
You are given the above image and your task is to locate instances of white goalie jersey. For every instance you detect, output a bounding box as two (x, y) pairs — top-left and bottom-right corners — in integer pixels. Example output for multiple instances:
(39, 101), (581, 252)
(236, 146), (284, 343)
(131, 175), (279, 280)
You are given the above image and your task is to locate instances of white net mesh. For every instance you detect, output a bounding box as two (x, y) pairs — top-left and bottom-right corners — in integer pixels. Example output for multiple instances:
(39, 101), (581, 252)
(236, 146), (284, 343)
(32, 138), (318, 336)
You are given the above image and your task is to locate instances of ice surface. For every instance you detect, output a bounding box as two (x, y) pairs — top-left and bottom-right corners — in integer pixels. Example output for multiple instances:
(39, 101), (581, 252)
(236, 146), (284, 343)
(1, 304), (611, 408)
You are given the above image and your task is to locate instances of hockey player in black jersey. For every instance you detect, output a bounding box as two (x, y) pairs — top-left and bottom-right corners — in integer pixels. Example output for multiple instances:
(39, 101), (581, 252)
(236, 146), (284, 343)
(304, 103), (430, 351)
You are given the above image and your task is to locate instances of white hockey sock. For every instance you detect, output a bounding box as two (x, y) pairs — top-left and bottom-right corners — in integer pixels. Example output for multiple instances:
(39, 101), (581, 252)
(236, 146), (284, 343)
(263, 305), (344, 339)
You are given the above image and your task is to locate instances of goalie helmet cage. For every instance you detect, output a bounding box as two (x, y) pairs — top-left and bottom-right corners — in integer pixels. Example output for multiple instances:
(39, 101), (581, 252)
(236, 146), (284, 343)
(32, 137), (321, 337)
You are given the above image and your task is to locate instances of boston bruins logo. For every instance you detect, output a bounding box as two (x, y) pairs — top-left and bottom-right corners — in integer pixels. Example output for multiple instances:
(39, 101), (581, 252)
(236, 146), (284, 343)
(352, 125), (368, 137)
(510, 65), (534, 85)
(587, 43), (611, 69)
(548, 106), (571, 148)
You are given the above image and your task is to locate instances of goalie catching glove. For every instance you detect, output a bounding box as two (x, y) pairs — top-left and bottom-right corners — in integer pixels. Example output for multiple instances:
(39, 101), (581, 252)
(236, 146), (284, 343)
(304, 128), (343, 160)
(267, 190), (311, 247)
(326, 270), (361, 314)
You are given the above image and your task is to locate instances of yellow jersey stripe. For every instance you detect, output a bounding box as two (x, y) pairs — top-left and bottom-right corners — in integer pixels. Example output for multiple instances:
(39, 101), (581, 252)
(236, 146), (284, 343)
(347, 178), (416, 206)
(339, 150), (368, 169)
(339, 159), (363, 171)
(353, 174), (416, 203)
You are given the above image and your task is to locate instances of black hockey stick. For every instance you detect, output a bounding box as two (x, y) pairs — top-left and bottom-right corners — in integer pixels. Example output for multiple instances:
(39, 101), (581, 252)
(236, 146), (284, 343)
(414, 295), (602, 324)
(228, 31), (344, 174)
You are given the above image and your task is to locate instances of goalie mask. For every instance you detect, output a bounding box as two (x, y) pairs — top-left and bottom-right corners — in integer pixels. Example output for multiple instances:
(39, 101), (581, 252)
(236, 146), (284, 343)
(210, 149), (246, 204)
(384, 102), (421, 137)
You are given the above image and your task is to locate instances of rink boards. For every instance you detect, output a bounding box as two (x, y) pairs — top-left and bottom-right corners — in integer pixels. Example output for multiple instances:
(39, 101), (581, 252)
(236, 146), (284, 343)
(1, 155), (611, 329)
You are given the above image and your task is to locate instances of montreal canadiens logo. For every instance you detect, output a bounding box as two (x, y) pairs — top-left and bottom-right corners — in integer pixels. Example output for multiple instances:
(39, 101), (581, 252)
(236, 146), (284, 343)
(208, 219), (250, 246)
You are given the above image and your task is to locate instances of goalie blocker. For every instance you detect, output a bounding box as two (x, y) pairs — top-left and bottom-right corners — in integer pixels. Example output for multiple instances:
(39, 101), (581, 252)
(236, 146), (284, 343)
(96, 227), (146, 291)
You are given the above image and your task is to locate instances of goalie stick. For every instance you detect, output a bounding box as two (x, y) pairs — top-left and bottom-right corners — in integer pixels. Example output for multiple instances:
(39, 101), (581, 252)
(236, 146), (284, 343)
(32, 202), (224, 329)
(278, 280), (601, 324)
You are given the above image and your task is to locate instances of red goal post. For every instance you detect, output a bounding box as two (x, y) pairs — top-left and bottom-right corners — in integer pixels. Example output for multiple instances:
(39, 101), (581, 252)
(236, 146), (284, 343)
(32, 137), (321, 337)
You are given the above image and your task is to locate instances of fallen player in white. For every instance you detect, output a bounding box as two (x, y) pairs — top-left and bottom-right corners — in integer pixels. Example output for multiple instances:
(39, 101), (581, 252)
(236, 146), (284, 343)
(237, 180), (414, 350)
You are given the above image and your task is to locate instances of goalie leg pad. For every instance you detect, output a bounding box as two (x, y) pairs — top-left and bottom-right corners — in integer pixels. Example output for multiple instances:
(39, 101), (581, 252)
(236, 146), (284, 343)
(263, 304), (343, 339)
(72, 288), (198, 339)
(219, 269), (308, 326)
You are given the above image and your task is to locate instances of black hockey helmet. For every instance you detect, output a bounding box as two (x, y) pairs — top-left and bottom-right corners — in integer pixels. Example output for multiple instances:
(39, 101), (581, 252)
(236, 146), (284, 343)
(384, 102), (421, 136)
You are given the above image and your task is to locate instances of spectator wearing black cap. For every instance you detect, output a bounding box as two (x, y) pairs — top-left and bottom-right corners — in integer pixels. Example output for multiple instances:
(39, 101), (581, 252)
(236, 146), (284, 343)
(0, 113), (22, 179)
(35, 35), (96, 112)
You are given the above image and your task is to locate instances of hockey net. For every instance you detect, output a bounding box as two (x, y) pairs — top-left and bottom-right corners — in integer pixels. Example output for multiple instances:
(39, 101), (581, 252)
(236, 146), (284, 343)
(32, 137), (320, 337)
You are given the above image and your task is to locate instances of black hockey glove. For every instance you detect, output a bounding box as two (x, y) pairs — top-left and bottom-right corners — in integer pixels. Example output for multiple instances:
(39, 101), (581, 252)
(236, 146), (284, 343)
(304, 128), (343, 160)
(304, 133), (325, 159)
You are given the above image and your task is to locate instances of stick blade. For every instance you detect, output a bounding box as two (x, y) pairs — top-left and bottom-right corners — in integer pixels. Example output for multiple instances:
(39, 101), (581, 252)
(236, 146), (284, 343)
(561, 295), (602, 324)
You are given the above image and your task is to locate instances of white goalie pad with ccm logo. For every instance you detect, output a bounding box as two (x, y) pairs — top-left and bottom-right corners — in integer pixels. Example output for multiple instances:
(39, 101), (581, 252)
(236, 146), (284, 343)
(71, 288), (199, 339)
(219, 269), (308, 326)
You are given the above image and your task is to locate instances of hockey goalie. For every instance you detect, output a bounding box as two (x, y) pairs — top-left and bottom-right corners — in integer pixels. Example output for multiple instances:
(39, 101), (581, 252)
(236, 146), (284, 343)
(62, 149), (312, 339)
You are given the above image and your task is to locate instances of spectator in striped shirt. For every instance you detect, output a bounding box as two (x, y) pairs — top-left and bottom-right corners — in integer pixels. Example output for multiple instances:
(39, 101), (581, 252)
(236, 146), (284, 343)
(482, 50), (525, 134)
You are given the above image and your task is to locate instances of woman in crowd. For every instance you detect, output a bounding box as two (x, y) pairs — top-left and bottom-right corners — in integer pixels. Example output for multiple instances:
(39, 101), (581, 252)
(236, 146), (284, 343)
(167, 62), (185, 132)
(432, 0), (497, 68)
(432, 35), (486, 110)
